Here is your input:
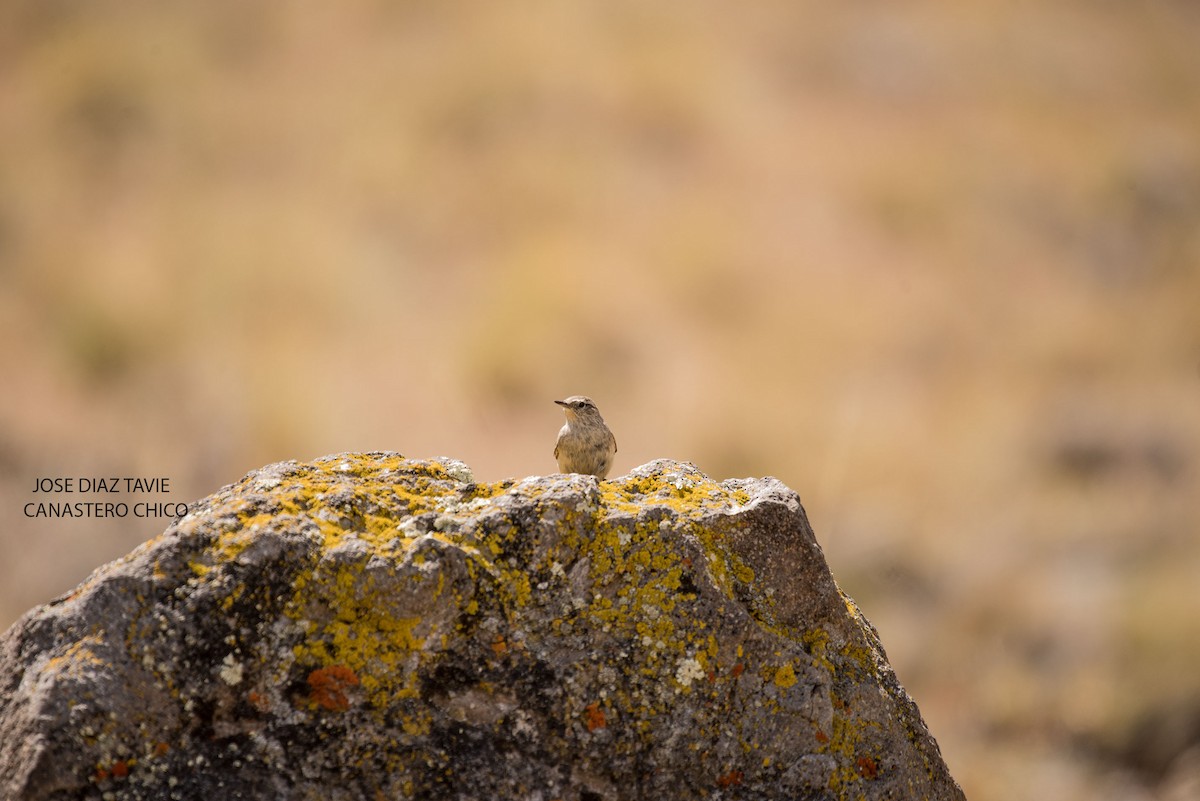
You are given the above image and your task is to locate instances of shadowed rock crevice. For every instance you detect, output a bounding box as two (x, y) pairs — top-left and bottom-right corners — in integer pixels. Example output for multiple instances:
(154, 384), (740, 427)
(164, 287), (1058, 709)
(0, 453), (965, 801)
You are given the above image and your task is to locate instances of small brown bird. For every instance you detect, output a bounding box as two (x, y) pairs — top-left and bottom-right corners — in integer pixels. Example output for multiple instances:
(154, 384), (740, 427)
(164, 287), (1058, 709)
(553, 395), (618, 479)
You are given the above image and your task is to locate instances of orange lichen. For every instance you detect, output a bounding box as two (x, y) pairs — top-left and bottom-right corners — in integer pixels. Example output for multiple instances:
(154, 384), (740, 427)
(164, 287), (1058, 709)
(857, 755), (879, 779)
(307, 664), (360, 711)
(584, 702), (607, 731)
(716, 770), (743, 788)
(247, 690), (270, 712)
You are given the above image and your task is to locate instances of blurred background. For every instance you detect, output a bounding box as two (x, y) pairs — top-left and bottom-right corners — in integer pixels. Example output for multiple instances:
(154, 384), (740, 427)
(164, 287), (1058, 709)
(1, 1), (1198, 798)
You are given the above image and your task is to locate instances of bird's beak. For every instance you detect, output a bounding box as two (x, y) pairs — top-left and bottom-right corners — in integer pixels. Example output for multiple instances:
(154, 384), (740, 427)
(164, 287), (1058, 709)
(554, 399), (568, 407)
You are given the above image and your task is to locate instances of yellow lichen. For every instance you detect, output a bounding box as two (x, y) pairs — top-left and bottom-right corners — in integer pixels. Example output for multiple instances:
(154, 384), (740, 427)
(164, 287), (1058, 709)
(803, 629), (834, 672)
(773, 663), (798, 689)
(181, 453), (866, 777)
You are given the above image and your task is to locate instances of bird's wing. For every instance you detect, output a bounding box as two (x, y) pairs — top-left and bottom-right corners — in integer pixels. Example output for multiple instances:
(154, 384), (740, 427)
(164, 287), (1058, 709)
(554, 440), (560, 459)
(610, 431), (618, 454)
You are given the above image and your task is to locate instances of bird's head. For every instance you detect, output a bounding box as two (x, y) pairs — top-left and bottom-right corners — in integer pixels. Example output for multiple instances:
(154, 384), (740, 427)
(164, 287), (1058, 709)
(554, 395), (603, 422)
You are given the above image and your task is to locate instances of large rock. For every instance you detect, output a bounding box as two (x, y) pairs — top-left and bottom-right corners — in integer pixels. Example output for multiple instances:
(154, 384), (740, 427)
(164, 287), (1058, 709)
(0, 453), (964, 801)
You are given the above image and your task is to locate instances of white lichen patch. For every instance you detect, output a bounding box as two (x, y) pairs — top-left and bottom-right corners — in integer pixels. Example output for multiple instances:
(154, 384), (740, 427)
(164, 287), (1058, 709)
(674, 656), (706, 687)
(219, 653), (244, 685)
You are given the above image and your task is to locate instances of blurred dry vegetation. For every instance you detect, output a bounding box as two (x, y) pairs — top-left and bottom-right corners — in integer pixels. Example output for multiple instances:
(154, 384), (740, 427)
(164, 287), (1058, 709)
(1, 1), (1199, 799)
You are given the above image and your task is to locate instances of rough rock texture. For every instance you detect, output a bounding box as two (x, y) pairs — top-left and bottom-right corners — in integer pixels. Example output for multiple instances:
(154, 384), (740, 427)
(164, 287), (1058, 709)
(0, 453), (964, 801)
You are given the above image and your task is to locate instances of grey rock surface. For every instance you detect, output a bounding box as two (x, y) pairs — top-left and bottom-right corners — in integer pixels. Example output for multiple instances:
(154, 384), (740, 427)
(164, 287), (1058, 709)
(0, 453), (964, 800)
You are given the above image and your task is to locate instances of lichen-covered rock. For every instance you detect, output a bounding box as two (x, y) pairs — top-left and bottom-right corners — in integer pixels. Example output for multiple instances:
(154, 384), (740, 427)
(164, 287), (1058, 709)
(0, 453), (964, 801)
